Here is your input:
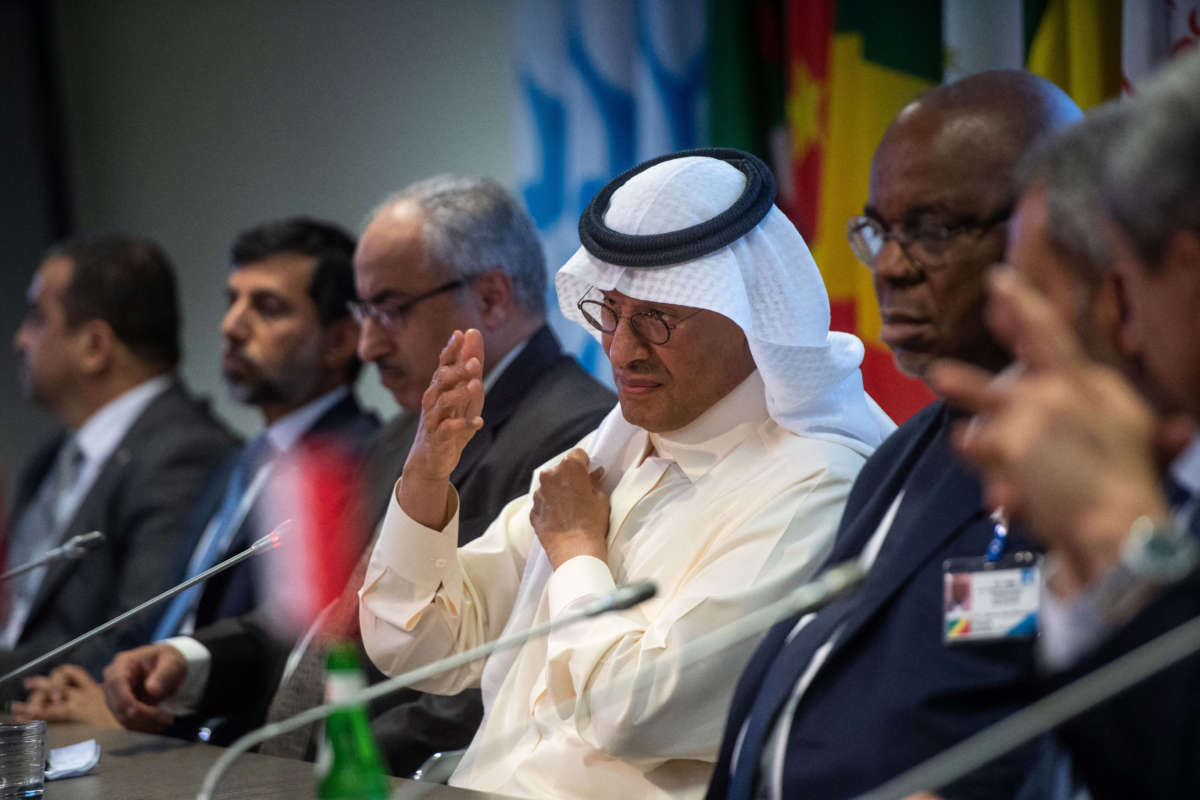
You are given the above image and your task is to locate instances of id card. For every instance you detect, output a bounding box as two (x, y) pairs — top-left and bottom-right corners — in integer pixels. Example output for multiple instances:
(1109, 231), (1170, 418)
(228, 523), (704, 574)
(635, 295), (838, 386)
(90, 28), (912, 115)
(942, 551), (1040, 644)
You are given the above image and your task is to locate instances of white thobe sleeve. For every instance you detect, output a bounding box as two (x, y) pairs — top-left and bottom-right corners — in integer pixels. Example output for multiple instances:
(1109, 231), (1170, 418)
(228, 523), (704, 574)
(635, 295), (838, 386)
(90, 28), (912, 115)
(358, 483), (538, 693)
(537, 468), (851, 763)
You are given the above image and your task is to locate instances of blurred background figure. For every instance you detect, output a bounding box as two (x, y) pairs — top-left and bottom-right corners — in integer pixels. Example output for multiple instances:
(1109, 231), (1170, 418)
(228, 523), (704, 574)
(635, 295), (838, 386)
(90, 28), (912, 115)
(2, 234), (236, 702)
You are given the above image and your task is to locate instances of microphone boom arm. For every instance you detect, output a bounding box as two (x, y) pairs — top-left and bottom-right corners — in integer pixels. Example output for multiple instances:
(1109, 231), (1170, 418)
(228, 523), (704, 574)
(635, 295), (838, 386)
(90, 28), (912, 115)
(196, 579), (658, 800)
(0, 524), (290, 688)
(197, 559), (866, 800)
(0, 531), (106, 582)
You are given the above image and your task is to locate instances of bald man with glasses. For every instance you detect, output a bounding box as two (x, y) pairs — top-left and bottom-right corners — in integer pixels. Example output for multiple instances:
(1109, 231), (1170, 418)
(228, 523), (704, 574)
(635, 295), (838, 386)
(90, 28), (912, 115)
(708, 71), (1083, 800)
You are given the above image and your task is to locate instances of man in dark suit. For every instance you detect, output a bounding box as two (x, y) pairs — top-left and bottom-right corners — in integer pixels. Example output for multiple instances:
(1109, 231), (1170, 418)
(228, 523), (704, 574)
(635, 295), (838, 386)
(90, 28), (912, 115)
(100, 176), (614, 775)
(156, 217), (378, 633)
(2, 235), (236, 702)
(935, 50), (1200, 800)
(707, 72), (1082, 800)
(12, 218), (378, 720)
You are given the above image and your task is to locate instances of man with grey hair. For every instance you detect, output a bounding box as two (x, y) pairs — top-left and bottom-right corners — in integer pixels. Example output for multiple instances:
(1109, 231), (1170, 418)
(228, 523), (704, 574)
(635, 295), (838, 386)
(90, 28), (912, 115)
(935, 50), (1200, 799)
(100, 176), (614, 775)
(1007, 105), (1129, 371)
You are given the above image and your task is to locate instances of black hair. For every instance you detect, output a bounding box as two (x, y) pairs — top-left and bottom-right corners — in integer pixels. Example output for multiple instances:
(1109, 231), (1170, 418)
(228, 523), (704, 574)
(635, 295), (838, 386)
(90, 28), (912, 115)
(230, 217), (361, 380)
(52, 234), (181, 370)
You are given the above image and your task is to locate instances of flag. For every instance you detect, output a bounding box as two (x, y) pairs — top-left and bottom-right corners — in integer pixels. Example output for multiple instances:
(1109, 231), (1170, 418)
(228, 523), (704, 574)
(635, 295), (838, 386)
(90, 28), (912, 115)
(798, 1), (944, 423)
(1025, 0), (1123, 108)
(707, 0), (938, 423)
(258, 438), (366, 637)
(515, 0), (707, 381)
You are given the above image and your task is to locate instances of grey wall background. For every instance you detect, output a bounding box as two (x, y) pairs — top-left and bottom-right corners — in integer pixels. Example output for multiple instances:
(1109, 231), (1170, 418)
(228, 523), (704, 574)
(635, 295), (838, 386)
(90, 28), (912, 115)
(2, 0), (518, 487)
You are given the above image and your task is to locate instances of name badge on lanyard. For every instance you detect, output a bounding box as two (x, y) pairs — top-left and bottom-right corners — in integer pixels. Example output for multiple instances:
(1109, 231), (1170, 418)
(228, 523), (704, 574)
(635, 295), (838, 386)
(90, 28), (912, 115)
(942, 508), (1041, 644)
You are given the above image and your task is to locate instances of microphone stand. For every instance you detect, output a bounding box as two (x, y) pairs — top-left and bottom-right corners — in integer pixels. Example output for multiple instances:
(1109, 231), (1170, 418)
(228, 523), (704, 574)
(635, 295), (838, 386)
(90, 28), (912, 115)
(197, 558), (868, 800)
(196, 580), (658, 800)
(0, 522), (293, 689)
(0, 531), (105, 582)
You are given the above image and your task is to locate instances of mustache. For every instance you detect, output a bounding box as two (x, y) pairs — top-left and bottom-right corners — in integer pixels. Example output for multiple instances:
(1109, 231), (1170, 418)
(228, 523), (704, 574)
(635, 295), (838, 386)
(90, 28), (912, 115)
(614, 361), (666, 381)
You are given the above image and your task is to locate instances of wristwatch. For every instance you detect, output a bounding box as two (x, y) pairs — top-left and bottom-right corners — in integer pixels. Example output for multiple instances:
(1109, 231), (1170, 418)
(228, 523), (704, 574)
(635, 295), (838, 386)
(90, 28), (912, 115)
(1120, 515), (1198, 585)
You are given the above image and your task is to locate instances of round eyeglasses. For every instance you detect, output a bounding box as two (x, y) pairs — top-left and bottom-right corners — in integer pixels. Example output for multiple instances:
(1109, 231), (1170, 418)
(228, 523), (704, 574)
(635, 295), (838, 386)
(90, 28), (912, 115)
(576, 298), (700, 346)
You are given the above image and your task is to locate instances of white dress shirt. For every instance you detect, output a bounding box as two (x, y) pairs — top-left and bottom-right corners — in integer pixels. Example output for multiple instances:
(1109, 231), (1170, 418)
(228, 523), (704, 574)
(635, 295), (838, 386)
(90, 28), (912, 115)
(359, 372), (866, 799)
(749, 490), (905, 800)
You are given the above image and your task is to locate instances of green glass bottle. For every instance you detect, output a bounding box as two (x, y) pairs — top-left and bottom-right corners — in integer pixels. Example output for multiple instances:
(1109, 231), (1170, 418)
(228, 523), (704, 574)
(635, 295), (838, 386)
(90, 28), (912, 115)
(314, 641), (390, 800)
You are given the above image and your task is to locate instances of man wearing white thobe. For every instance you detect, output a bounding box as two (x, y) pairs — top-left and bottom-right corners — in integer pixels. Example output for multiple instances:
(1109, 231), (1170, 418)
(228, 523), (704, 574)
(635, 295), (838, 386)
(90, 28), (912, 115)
(359, 150), (894, 798)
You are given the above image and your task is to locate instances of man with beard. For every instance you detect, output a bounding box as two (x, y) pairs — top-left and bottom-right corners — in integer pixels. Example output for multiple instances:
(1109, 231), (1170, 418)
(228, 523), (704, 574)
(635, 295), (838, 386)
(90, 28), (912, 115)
(158, 217), (379, 632)
(95, 177), (614, 775)
(358, 151), (890, 798)
(14, 218), (377, 716)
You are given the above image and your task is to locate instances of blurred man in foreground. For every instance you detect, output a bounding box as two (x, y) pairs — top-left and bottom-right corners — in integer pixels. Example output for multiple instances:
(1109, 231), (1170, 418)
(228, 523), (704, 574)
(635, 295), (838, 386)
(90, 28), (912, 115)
(934, 50), (1200, 799)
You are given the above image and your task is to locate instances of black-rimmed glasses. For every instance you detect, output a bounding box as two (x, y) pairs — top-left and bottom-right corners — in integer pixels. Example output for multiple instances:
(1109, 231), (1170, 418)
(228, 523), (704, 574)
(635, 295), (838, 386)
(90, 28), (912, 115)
(576, 298), (700, 345)
(347, 279), (466, 330)
(846, 206), (1011, 270)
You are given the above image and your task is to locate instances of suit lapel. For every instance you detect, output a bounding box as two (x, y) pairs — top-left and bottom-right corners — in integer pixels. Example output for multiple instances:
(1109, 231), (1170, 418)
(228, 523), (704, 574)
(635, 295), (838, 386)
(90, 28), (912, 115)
(8, 436), (65, 528)
(24, 444), (131, 626)
(825, 405), (947, 565)
(364, 414), (419, 525)
(828, 410), (984, 658)
(451, 326), (562, 487)
(21, 382), (188, 627)
(725, 406), (953, 773)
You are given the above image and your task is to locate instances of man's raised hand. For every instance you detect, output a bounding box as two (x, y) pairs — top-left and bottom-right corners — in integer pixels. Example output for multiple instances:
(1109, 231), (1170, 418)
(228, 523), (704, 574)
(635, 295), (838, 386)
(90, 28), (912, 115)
(398, 329), (486, 529)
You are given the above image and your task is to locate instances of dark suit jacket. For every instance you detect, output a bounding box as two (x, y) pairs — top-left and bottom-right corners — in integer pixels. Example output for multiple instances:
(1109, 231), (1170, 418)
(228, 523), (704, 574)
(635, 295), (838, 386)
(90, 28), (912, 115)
(1, 379), (236, 698)
(167, 391), (379, 632)
(708, 402), (1041, 800)
(1050, 556), (1200, 798)
(192, 326), (615, 775)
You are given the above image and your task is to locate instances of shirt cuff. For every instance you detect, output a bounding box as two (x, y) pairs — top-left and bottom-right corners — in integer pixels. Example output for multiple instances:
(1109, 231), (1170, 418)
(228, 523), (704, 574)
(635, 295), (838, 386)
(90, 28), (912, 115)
(157, 636), (211, 715)
(1038, 582), (1107, 672)
(370, 485), (461, 587)
(547, 555), (616, 618)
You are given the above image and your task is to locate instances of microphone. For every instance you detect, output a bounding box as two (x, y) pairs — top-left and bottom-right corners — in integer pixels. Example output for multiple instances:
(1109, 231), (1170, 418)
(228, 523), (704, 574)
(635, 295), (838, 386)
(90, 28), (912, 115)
(582, 579), (657, 616)
(857, 609), (1200, 799)
(0, 531), (106, 582)
(196, 579), (660, 800)
(0, 521), (294, 689)
(198, 559), (867, 799)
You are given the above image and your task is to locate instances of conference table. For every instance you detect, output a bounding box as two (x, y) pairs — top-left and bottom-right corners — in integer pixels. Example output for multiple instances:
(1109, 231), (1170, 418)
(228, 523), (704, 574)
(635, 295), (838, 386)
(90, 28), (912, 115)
(43, 723), (514, 799)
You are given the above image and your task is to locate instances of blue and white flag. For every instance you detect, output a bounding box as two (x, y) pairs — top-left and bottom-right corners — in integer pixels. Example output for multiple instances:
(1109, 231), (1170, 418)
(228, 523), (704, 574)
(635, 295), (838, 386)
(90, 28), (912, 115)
(515, 0), (706, 379)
